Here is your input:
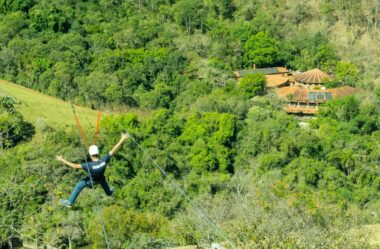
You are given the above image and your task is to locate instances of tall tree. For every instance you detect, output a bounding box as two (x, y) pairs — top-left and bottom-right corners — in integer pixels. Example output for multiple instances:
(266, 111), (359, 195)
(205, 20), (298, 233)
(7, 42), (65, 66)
(243, 32), (281, 68)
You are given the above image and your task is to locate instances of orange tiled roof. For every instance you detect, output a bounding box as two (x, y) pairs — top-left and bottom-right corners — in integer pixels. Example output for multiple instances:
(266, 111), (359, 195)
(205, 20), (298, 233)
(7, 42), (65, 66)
(294, 68), (332, 84)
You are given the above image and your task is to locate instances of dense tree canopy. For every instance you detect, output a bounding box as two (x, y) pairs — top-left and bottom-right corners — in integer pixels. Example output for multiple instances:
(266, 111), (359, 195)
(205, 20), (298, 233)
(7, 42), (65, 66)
(0, 96), (34, 149)
(1, 0), (380, 248)
(243, 32), (281, 68)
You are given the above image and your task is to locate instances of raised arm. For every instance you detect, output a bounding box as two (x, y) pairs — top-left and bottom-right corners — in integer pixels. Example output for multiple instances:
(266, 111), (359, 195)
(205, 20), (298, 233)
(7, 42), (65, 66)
(109, 133), (129, 156)
(56, 155), (82, 169)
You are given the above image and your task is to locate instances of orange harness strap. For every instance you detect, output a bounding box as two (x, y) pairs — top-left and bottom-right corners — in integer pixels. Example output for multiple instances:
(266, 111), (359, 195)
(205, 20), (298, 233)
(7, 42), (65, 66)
(71, 104), (89, 149)
(93, 111), (101, 145)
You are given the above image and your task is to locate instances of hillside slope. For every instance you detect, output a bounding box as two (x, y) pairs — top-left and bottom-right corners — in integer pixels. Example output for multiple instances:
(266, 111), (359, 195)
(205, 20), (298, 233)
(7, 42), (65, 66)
(0, 80), (99, 129)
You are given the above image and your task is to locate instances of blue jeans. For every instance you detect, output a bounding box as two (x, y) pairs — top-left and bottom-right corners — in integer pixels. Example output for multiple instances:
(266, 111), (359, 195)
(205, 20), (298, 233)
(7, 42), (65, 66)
(68, 176), (113, 205)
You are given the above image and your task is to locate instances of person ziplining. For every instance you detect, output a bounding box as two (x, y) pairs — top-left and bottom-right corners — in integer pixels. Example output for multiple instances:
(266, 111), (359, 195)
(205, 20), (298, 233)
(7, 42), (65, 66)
(54, 102), (236, 248)
(56, 133), (129, 208)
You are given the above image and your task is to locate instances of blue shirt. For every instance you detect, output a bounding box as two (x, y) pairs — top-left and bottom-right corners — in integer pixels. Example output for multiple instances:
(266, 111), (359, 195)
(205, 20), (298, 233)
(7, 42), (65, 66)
(81, 153), (111, 179)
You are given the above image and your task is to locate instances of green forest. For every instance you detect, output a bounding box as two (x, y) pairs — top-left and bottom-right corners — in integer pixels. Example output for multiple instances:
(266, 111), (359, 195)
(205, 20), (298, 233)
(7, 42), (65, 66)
(1, 0), (380, 248)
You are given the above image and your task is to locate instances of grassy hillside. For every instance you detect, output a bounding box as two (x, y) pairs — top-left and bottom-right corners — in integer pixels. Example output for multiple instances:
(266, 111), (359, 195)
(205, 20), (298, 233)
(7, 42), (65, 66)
(0, 80), (99, 129)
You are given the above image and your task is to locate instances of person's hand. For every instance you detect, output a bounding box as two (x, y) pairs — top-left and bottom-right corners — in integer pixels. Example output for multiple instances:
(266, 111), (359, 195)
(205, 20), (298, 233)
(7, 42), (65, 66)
(56, 155), (63, 161)
(121, 133), (130, 141)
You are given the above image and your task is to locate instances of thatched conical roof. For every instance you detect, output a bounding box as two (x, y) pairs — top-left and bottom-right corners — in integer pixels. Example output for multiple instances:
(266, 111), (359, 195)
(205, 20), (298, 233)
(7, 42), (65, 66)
(294, 69), (331, 84)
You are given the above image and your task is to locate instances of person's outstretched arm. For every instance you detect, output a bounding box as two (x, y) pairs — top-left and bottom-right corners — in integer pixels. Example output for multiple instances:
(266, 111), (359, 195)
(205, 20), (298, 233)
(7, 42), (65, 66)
(56, 155), (82, 169)
(109, 133), (129, 156)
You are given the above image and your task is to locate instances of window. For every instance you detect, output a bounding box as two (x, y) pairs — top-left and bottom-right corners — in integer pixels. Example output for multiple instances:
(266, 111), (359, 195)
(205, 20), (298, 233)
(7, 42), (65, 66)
(308, 92), (316, 102)
(317, 92), (325, 100)
(325, 92), (333, 100)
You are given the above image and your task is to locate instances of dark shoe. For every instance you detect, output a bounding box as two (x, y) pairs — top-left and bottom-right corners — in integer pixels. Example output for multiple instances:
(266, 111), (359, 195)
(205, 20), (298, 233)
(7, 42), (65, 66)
(107, 187), (114, 196)
(60, 199), (72, 208)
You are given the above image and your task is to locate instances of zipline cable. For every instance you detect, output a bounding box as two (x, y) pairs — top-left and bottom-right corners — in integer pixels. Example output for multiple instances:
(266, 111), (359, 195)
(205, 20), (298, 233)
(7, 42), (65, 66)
(2, 85), (233, 247)
(123, 130), (237, 249)
(95, 98), (237, 248)
(70, 103), (111, 249)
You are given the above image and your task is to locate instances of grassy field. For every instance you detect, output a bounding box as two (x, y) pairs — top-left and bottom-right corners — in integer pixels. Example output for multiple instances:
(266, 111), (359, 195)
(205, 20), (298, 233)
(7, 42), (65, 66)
(0, 80), (100, 130)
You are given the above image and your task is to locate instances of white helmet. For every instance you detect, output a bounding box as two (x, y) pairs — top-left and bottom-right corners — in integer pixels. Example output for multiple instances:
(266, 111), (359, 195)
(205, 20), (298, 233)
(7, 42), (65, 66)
(88, 145), (99, 156)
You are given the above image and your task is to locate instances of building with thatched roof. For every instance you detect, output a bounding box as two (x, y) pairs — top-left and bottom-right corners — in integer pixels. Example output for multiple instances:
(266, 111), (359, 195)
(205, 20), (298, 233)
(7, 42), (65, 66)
(234, 67), (332, 90)
(233, 66), (361, 115)
(276, 86), (360, 114)
(293, 68), (332, 89)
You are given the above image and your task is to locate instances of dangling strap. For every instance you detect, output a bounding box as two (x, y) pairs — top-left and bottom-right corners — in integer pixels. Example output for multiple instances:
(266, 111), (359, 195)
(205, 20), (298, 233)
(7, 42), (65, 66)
(71, 103), (89, 149)
(93, 111), (101, 145)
